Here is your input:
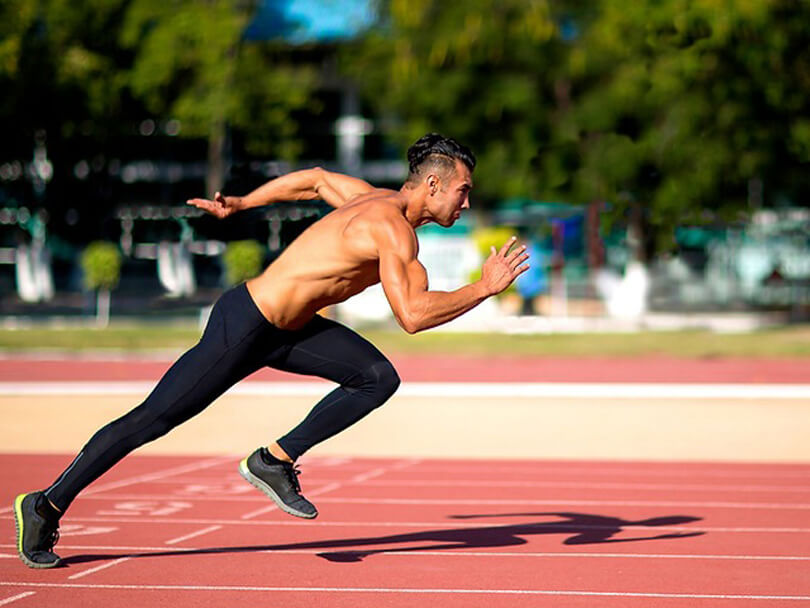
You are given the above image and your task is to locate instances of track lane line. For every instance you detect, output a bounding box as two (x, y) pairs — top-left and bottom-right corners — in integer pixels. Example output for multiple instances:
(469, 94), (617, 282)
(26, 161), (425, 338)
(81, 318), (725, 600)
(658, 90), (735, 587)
(383, 465), (810, 479)
(67, 557), (132, 580)
(358, 479), (810, 493)
(164, 525), (222, 545)
(1, 581), (808, 601)
(3, 544), (807, 561)
(60, 493), (810, 509)
(0, 592), (35, 606)
(3, 515), (802, 533)
(3, 380), (810, 398)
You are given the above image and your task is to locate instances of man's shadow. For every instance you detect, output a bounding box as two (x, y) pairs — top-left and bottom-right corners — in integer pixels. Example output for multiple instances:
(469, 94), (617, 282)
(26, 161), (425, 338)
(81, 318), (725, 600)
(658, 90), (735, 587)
(62, 512), (704, 566)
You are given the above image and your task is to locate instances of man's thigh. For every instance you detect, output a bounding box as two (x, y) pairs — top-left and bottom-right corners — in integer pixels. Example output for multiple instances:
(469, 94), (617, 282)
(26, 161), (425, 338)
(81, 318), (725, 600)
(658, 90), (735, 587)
(269, 316), (392, 385)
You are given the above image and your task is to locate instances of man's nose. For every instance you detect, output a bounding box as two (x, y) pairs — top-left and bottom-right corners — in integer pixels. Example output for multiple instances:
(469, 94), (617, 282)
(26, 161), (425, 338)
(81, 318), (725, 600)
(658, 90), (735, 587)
(461, 196), (471, 209)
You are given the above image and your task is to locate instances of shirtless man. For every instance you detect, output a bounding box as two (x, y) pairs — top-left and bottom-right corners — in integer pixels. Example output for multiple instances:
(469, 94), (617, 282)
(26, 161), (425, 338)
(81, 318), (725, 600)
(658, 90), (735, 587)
(14, 133), (529, 568)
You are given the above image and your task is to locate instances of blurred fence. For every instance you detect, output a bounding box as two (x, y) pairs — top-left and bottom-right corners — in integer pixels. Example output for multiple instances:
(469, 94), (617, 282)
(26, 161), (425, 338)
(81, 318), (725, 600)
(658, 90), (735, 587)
(2, 204), (809, 320)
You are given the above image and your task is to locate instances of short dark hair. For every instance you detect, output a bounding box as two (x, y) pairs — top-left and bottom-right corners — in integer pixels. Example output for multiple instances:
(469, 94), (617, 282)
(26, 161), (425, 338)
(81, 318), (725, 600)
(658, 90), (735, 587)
(406, 133), (476, 184)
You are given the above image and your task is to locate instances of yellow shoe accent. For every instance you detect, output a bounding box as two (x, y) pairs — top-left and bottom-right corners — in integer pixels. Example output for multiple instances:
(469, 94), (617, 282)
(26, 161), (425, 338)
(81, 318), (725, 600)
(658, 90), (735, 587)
(14, 494), (26, 555)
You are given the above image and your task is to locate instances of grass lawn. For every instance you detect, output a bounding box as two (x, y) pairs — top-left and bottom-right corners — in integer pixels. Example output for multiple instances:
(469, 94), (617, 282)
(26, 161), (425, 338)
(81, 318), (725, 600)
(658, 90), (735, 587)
(1, 324), (809, 357)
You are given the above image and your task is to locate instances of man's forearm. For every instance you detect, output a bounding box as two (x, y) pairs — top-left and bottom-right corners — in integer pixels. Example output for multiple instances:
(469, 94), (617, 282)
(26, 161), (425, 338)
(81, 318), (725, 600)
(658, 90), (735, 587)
(240, 168), (322, 210)
(403, 281), (491, 334)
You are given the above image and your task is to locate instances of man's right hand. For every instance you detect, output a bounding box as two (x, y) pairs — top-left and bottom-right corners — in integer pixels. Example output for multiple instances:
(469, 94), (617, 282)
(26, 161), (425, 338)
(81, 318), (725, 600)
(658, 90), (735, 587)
(186, 192), (243, 219)
(481, 236), (530, 296)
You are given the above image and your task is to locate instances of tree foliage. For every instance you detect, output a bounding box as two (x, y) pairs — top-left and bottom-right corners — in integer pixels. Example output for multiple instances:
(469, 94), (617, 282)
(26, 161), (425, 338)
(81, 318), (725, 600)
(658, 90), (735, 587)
(80, 241), (122, 291)
(0, 0), (129, 155)
(342, 0), (566, 199)
(347, 0), (810, 253)
(120, 0), (318, 194)
(223, 239), (264, 285)
(537, 0), (810, 252)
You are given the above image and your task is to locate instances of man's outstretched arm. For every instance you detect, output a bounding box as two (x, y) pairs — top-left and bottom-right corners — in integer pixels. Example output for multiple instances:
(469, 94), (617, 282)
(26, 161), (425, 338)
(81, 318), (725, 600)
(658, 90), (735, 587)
(187, 168), (375, 218)
(379, 223), (529, 334)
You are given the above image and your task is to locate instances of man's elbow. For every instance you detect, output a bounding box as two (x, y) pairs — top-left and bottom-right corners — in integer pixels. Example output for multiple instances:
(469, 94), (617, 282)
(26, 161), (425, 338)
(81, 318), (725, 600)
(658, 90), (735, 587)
(397, 311), (422, 335)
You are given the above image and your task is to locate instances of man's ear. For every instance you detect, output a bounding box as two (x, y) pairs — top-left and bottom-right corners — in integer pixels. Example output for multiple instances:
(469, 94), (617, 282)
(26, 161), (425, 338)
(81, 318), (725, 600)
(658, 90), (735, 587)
(427, 174), (439, 195)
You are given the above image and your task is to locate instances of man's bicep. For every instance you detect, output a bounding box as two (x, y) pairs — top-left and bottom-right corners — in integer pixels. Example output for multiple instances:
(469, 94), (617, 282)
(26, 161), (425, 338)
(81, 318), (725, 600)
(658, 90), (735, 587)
(378, 248), (428, 329)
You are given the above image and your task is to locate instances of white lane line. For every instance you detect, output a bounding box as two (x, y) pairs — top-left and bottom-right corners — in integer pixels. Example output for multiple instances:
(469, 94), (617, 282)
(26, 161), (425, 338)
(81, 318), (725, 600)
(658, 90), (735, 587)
(82, 457), (231, 497)
(358, 479), (810, 493)
(164, 525), (222, 546)
(2, 544), (807, 562)
(4, 381), (810, 399)
(0, 592), (35, 606)
(105, 476), (810, 494)
(67, 557), (132, 580)
(351, 468), (387, 484)
(387, 465), (810, 480)
(4, 515), (802, 534)
(62, 493), (810, 510)
(1, 581), (808, 601)
(314, 497), (810, 510)
(239, 505), (277, 520)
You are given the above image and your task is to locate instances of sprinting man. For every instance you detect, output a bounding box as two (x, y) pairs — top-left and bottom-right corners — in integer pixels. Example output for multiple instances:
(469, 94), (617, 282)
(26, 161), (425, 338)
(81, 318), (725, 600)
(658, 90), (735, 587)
(14, 133), (529, 568)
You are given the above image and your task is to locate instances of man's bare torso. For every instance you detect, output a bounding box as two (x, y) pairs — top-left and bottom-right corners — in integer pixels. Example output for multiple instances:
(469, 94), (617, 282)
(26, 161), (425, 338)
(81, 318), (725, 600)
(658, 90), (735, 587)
(247, 188), (410, 329)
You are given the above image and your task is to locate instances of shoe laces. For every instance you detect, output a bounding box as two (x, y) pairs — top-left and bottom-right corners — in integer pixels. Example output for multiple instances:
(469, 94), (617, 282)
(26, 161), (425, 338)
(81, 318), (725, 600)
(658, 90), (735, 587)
(284, 463), (303, 493)
(45, 528), (60, 551)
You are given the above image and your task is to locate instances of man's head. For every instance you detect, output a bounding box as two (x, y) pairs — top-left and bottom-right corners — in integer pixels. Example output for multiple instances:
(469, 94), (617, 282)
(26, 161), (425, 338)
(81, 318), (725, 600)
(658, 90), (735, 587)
(404, 133), (476, 227)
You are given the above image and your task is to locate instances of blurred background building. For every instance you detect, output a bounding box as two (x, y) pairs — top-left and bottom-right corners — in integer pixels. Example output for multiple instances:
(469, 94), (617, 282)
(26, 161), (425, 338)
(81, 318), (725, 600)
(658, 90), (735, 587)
(1, 0), (808, 328)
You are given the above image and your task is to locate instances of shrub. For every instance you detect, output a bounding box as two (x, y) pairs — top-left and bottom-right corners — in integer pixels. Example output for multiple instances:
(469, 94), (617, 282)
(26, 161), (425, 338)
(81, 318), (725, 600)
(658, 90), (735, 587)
(80, 241), (122, 291)
(223, 240), (265, 286)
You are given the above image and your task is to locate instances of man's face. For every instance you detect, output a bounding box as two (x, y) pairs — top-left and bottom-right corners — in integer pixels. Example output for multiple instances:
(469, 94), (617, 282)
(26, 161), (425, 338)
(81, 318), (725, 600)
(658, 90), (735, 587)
(429, 160), (473, 227)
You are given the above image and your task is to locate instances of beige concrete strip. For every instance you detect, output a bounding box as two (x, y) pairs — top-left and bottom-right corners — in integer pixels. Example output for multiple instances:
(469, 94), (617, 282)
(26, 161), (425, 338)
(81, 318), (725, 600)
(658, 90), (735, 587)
(2, 392), (810, 462)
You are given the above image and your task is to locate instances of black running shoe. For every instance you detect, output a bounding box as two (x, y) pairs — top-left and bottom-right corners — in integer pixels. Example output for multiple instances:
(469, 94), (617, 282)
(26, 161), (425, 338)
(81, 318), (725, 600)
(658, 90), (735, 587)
(14, 492), (61, 569)
(238, 449), (318, 519)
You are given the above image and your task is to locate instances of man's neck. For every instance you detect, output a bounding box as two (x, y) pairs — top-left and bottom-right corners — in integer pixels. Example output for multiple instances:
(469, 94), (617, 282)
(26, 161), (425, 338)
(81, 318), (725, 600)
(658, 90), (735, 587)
(399, 184), (432, 228)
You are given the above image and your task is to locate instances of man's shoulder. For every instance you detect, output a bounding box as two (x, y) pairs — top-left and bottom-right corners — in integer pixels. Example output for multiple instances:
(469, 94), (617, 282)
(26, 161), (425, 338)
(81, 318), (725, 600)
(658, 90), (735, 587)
(351, 192), (408, 223)
(346, 195), (416, 251)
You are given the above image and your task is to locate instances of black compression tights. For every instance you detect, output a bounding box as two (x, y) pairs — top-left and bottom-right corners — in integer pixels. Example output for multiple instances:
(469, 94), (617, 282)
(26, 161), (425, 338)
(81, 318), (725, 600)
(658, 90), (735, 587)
(45, 283), (400, 512)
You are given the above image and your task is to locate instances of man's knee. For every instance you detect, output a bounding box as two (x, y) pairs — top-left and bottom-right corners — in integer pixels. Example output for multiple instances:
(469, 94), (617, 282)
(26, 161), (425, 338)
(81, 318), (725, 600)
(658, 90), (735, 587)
(349, 360), (400, 404)
(371, 360), (401, 401)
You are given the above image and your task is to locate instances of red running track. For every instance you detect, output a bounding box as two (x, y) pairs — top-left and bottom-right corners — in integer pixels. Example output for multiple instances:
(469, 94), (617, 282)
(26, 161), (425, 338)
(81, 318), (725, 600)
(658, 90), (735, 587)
(1, 354), (808, 383)
(2, 453), (810, 607)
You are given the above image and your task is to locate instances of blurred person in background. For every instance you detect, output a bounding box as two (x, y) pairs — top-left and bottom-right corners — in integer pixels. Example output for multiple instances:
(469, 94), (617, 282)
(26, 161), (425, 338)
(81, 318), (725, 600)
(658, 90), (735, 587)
(14, 133), (529, 569)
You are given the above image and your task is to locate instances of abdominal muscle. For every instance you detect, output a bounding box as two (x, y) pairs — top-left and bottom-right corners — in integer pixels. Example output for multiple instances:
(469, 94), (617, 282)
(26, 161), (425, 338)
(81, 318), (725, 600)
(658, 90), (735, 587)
(247, 267), (378, 330)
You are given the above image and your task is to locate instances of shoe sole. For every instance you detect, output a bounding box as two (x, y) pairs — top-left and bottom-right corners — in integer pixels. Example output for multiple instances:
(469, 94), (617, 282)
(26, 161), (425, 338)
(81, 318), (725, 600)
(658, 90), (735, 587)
(14, 494), (61, 569)
(238, 458), (317, 519)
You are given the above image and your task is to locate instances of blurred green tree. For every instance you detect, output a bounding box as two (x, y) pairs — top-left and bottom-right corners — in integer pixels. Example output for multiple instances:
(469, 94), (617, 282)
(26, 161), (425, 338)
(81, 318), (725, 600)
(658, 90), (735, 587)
(223, 239), (265, 286)
(80, 241), (122, 327)
(535, 0), (810, 258)
(120, 0), (318, 197)
(0, 0), (130, 184)
(346, 0), (810, 260)
(341, 0), (567, 200)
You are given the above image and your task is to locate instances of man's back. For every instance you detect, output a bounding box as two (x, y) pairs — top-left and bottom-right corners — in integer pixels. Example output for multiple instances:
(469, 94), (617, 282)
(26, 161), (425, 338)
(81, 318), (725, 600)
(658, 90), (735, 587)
(248, 188), (410, 329)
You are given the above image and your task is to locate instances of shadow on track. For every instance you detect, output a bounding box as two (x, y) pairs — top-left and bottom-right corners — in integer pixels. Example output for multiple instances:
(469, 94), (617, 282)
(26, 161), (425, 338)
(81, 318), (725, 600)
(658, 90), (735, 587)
(61, 511), (704, 566)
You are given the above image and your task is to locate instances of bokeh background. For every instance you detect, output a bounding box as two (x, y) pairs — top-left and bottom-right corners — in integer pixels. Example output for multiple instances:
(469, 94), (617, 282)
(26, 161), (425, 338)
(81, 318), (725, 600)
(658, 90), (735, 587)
(1, 0), (809, 340)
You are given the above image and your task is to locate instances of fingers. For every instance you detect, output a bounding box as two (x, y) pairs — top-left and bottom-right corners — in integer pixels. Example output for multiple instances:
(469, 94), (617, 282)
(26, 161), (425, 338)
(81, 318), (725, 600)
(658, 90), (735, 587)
(510, 252), (530, 270)
(186, 197), (226, 217)
(507, 244), (527, 263)
(498, 236), (518, 257)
